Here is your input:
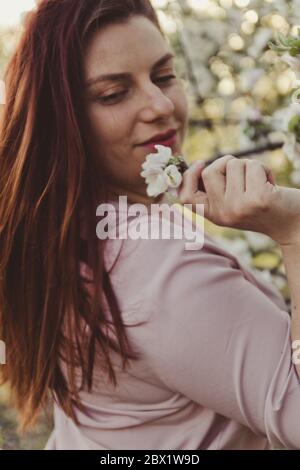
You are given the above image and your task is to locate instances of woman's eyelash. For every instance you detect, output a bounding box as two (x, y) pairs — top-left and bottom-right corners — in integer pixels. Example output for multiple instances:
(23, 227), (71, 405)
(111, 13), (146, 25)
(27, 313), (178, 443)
(156, 74), (177, 83)
(100, 91), (127, 102)
(98, 75), (177, 103)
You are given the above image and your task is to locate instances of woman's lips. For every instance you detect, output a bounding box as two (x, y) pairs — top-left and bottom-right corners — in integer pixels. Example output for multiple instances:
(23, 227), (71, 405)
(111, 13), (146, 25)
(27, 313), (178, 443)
(139, 133), (177, 150)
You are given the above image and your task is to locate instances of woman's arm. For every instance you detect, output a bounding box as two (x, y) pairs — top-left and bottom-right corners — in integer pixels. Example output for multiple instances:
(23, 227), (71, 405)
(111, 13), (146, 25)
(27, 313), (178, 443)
(280, 243), (300, 379)
(178, 155), (300, 382)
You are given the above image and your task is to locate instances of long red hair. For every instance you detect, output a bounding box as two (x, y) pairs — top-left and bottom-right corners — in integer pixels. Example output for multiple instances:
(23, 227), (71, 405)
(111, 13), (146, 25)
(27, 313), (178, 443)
(0, 0), (163, 430)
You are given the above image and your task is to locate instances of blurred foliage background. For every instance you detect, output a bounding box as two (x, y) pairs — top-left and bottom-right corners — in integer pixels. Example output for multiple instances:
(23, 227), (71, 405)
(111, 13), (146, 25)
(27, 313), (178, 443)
(1, 0), (300, 449)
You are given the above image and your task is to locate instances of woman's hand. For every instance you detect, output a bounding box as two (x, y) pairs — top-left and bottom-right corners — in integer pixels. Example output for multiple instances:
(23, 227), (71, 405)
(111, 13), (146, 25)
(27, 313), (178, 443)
(178, 154), (300, 247)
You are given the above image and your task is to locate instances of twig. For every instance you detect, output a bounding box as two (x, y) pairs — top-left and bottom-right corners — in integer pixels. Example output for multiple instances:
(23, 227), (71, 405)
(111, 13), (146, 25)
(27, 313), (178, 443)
(205, 141), (284, 166)
(188, 117), (242, 128)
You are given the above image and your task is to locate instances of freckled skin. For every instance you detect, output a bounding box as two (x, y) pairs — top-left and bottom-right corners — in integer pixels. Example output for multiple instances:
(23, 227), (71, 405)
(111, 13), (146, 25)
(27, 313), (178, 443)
(84, 15), (189, 205)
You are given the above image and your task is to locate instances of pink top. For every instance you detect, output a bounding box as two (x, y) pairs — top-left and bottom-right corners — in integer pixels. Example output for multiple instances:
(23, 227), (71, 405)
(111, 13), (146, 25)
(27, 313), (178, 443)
(45, 197), (300, 450)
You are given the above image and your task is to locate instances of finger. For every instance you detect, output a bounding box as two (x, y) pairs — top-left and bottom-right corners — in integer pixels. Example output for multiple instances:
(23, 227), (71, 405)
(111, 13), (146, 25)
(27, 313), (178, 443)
(179, 160), (206, 200)
(178, 160), (210, 215)
(202, 154), (236, 201)
(245, 159), (268, 194)
(209, 154), (237, 175)
(225, 158), (246, 198)
(182, 190), (210, 218)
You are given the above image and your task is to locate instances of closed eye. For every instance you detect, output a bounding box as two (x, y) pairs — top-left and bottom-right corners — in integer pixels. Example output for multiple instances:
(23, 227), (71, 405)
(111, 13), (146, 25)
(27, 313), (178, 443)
(155, 74), (177, 83)
(97, 75), (177, 104)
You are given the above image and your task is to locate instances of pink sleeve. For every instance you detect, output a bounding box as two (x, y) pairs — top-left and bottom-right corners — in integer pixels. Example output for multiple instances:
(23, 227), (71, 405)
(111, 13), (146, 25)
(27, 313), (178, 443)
(131, 229), (300, 449)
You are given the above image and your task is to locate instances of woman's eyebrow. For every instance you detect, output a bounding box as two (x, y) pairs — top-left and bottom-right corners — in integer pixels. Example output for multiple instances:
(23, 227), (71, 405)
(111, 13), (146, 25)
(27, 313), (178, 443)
(86, 52), (175, 88)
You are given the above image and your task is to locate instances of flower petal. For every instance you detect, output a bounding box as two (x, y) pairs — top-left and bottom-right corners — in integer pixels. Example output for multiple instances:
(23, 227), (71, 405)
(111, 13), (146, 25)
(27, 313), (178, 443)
(146, 172), (169, 197)
(164, 164), (183, 188)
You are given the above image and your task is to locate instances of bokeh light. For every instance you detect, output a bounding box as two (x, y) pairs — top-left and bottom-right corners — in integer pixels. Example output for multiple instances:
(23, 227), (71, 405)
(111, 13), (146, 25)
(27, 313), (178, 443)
(0, 0), (36, 26)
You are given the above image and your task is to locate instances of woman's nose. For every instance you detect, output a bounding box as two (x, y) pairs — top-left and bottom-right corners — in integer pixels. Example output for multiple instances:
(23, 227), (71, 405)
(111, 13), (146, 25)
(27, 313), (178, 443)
(139, 84), (175, 120)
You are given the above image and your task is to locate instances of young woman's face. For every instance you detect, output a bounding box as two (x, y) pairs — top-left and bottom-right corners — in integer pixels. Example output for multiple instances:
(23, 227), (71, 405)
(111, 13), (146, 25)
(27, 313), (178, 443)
(84, 15), (189, 204)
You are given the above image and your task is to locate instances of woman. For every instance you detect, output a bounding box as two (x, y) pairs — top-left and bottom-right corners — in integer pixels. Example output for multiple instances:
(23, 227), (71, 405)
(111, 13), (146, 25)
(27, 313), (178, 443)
(1, 0), (300, 450)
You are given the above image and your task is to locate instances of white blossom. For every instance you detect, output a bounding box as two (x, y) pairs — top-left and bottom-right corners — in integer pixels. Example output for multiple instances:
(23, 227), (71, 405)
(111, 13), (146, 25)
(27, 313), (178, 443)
(272, 274), (287, 291)
(247, 28), (273, 59)
(269, 103), (300, 133)
(239, 107), (263, 129)
(281, 53), (300, 80)
(164, 164), (183, 188)
(258, 269), (274, 284)
(144, 171), (170, 198)
(239, 68), (264, 93)
(140, 145), (172, 177)
(290, 168), (300, 185)
(243, 231), (274, 252)
(282, 133), (300, 162)
(140, 145), (186, 198)
(214, 236), (252, 266)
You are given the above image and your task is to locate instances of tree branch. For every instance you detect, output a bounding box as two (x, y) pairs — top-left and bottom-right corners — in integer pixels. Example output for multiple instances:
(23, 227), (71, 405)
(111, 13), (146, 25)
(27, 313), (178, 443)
(205, 141), (284, 166)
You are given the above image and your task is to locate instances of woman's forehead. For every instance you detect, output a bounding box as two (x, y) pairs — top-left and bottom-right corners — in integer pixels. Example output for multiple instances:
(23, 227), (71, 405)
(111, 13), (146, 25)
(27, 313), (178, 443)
(84, 16), (171, 77)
